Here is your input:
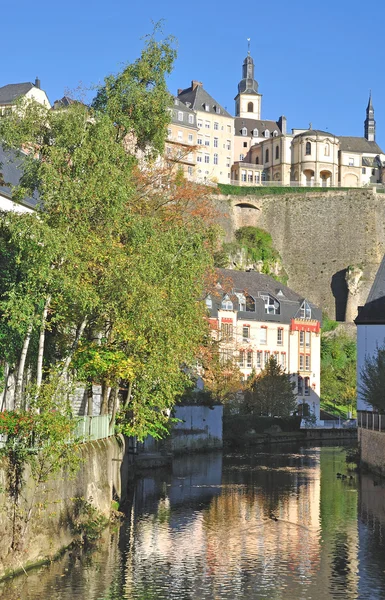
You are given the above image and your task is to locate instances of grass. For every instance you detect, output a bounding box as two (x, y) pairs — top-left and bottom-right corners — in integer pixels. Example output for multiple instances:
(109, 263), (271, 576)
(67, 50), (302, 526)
(217, 184), (356, 197)
(320, 400), (356, 419)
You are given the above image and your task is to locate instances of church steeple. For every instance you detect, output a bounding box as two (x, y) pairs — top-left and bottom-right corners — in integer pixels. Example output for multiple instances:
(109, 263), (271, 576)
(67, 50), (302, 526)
(364, 91), (376, 141)
(234, 40), (262, 118)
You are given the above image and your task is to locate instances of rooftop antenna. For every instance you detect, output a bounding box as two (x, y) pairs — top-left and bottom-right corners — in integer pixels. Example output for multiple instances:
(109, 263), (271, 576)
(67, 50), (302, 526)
(247, 38), (251, 55)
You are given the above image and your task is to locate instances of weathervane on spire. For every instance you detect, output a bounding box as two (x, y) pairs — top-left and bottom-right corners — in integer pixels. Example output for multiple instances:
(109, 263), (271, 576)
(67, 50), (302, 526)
(247, 38), (251, 55)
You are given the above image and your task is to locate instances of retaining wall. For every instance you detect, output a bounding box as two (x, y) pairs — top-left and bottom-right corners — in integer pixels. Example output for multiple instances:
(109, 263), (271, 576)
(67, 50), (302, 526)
(171, 405), (223, 453)
(359, 428), (385, 477)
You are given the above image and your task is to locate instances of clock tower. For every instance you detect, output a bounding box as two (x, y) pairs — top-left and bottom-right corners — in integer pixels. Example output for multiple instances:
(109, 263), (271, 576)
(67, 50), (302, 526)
(234, 43), (262, 119)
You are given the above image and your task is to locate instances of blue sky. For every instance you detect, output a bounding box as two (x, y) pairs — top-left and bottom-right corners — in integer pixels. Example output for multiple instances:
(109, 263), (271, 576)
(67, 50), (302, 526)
(4, 0), (385, 146)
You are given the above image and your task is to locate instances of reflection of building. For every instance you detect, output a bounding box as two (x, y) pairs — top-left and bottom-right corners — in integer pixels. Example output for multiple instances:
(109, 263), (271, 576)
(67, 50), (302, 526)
(207, 269), (322, 420)
(355, 253), (385, 411)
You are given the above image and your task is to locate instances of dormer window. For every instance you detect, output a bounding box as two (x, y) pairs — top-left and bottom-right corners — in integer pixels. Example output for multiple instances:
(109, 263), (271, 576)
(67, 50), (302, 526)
(242, 127), (247, 136)
(264, 130), (270, 138)
(221, 295), (233, 310)
(204, 104), (210, 112)
(205, 295), (212, 309)
(273, 130), (278, 137)
(300, 301), (311, 319)
(260, 294), (280, 314)
(235, 292), (246, 311)
(253, 128), (259, 137)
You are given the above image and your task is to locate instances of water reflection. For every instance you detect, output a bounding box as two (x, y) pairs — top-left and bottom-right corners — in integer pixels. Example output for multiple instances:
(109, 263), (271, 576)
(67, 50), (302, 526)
(3, 444), (385, 599)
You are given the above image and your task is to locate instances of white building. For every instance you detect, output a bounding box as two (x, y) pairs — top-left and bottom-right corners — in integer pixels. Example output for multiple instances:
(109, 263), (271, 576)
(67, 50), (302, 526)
(207, 269), (322, 422)
(0, 146), (38, 213)
(355, 255), (385, 411)
(0, 78), (51, 112)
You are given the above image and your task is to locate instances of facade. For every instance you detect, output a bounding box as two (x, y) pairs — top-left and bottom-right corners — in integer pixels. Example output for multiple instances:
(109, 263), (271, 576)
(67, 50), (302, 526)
(0, 78), (51, 112)
(207, 269), (322, 421)
(355, 254), (385, 411)
(177, 81), (234, 184)
(0, 146), (38, 213)
(165, 97), (198, 181)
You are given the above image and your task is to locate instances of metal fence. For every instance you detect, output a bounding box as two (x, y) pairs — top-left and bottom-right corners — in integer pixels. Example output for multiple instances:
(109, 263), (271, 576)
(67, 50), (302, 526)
(357, 411), (385, 432)
(74, 415), (115, 442)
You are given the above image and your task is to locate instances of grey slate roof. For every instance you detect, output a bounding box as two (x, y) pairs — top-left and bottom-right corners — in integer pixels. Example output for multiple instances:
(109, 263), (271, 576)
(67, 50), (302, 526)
(178, 83), (232, 118)
(355, 255), (385, 324)
(235, 118), (281, 137)
(0, 146), (39, 210)
(294, 129), (335, 138)
(339, 136), (383, 154)
(210, 269), (322, 325)
(170, 97), (197, 128)
(0, 83), (35, 106)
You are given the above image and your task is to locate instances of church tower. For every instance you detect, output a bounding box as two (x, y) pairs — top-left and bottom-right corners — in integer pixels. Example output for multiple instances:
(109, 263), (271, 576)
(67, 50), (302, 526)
(234, 43), (262, 119)
(364, 92), (376, 141)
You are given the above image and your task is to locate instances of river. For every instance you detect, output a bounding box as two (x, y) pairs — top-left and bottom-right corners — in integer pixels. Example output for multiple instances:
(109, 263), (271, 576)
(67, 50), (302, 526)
(1, 443), (385, 600)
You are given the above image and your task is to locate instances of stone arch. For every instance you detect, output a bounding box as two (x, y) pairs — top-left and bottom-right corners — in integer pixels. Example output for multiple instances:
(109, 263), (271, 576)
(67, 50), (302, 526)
(320, 169), (332, 187)
(343, 173), (359, 187)
(247, 101), (254, 112)
(234, 202), (261, 228)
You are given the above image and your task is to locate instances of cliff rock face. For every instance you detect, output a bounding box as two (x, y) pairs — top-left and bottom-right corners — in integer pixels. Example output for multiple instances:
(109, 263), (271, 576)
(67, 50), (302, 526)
(214, 189), (384, 321)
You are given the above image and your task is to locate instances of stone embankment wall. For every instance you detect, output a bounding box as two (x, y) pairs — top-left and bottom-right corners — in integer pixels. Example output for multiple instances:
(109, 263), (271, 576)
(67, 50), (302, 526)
(0, 435), (129, 580)
(359, 428), (385, 476)
(172, 406), (223, 453)
(214, 189), (385, 321)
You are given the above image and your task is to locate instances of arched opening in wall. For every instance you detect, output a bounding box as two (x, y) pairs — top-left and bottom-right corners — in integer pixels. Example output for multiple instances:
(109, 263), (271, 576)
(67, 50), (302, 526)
(331, 268), (348, 321)
(343, 173), (359, 187)
(320, 170), (332, 187)
(234, 203), (260, 228)
(247, 102), (254, 112)
(303, 169), (315, 186)
(273, 172), (280, 181)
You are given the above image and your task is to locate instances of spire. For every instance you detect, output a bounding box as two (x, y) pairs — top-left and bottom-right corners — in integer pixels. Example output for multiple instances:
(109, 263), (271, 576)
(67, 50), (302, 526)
(247, 37), (251, 56)
(364, 91), (376, 141)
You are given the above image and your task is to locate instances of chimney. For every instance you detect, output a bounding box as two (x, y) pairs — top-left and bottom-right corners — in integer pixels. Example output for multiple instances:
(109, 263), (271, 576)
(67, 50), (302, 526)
(278, 115), (287, 135)
(177, 88), (183, 96)
(35, 76), (41, 89)
(191, 80), (202, 90)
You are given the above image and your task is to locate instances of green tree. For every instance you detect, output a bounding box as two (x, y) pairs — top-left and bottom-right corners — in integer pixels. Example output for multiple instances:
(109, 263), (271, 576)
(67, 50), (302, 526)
(321, 329), (356, 414)
(358, 345), (385, 412)
(243, 356), (297, 417)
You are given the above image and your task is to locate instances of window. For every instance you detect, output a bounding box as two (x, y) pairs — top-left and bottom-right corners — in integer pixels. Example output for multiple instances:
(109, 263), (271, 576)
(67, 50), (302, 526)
(264, 351), (270, 364)
(242, 127), (247, 136)
(178, 111), (183, 121)
(265, 149), (269, 163)
(305, 354), (311, 371)
(241, 170), (246, 182)
(305, 141), (311, 155)
(261, 294), (280, 315)
(204, 136), (210, 146)
(264, 130), (270, 138)
(204, 154), (210, 164)
(275, 146), (279, 159)
(214, 122), (219, 130)
(304, 377), (310, 396)
(372, 168), (376, 175)
(299, 331), (304, 347)
(205, 105), (210, 112)
(305, 331), (311, 348)
(226, 140), (231, 150)
(177, 131), (183, 141)
(213, 153), (218, 165)
(362, 167), (366, 174)
(243, 142), (248, 148)
(256, 156), (259, 164)
(221, 322), (233, 342)
(188, 114), (194, 124)
(205, 295), (212, 309)
(226, 157), (231, 167)
(349, 157), (354, 166)
(299, 354), (304, 370)
(246, 295), (255, 311)
(255, 173), (260, 183)
(220, 349), (232, 364)
(197, 137), (203, 145)
(280, 352), (286, 369)
(248, 172), (253, 182)
(227, 125), (231, 133)
(242, 325), (250, 341)
(325, 143), (330, 156)
(300, 301), (311, 319)
(197, 154), (202, 163)
(214, 137), (218, 148)
(260, 327), (267, 344)
(247, 102), (254, 112)
(273, 130), (278, 137)
(197, 120), (203, 128)
(188, 166), (193, 176)
(277, 328), (283, 345)
(256, 351), (263, 369)
(298, 376), (303, 396)
(247, 351), (253, 368)
(167, 128), (172, 138)
(253, 128), (259, 137)
(240, 154), (244, 161)
(205, 121), (210, 128)
(239, 351), (245, 367)
(188, 134), (193, 143)
(221, 295), (233, 310)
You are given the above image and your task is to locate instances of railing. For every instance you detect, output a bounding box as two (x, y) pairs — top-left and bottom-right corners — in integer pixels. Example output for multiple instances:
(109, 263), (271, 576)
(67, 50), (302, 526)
(358, 410), (385, 432)
(228, 180), (385, 190)
(74, 415), (115, 442)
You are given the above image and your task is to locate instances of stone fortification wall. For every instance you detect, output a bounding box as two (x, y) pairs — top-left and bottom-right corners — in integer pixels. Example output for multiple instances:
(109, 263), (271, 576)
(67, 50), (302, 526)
(359, 428), (385, 477)
(0, 435), (129, 579)
(214, 189), (385, 321)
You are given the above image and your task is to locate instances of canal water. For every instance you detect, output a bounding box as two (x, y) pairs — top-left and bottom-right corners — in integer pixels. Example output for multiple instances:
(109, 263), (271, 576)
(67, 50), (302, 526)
(2, 444), (385, 600)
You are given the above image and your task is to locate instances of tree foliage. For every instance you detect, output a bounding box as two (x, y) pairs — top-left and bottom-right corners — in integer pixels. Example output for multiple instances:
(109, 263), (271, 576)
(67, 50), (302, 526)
(358, 345), (385, 412)
(243, 357), (297, 417)
(321, 329), (356, 412)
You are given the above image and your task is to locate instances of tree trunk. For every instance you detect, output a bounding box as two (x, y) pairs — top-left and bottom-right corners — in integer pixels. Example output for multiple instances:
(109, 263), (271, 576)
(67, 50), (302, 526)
(0, 362), (10, 411)
(36, 295), (51, 391)
(15, 322), (33, 409)
(86, 377), (93, 416)
(100, 383), (110, 415)
(109, 387), (119, 428)
(61, 316), (88, 377)
(123, 381), (133, 409)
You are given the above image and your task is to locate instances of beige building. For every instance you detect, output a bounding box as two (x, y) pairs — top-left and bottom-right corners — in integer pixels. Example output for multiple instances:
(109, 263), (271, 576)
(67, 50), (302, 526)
(0, 78), (51, 112)
(207, 269), (322, 422)
(165, 97), (198, 181)
(177, 81), (234, 184)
